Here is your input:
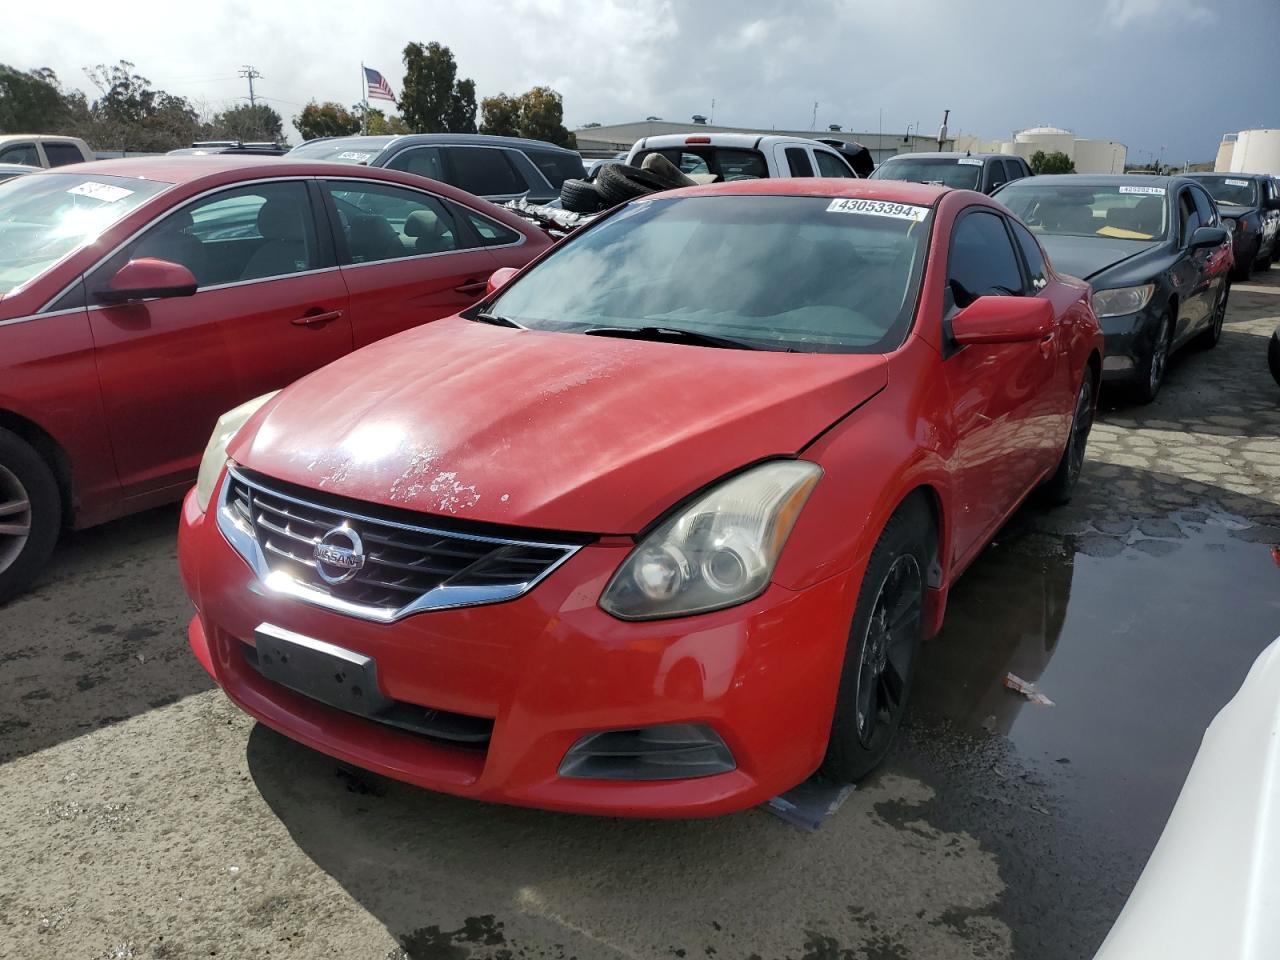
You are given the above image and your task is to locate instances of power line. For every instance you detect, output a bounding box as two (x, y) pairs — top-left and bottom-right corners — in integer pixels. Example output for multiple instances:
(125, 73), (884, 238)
(238, 65), (263, 107)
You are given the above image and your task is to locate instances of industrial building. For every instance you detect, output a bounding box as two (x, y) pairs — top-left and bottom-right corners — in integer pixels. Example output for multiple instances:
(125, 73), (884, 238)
(953, 126), (1127, 174)
(1215, 129), (1280, 175)
(573, 119), (953, 163)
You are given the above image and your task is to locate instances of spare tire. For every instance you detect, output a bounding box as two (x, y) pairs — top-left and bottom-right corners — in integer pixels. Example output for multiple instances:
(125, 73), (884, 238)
(595, 163), (671, 206)
(639, 152), (697, 188)
(559, 178), (605, 213)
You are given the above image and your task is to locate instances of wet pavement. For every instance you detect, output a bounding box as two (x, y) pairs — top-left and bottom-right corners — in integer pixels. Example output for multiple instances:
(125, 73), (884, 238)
(3, 271), (1280, 959)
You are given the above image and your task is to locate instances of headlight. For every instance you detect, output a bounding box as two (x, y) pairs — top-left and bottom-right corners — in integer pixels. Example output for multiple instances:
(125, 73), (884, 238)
(599, 461), (822, 620)
(193, 391), (279, 512)
(1223, 217), (1237, 233)
(1091, 283), (1156, 319)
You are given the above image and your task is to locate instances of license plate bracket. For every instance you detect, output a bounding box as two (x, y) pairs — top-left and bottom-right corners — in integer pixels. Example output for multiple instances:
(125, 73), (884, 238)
(252, 623), (392, 717)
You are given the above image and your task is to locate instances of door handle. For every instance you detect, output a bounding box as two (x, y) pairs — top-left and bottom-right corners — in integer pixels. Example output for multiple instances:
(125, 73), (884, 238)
(453, 279), (488, 296)
(292, 308), (344, 327)
(1039, 332), (1055, 358)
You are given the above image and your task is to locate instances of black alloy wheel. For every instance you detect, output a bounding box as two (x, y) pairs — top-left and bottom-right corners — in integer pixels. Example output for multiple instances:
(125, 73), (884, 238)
(1135, 311), (1172, 404)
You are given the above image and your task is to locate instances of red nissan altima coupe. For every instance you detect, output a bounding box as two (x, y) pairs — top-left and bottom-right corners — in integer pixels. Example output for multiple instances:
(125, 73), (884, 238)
(179, 179), (1103, 816)
(0, 157), (550, 601)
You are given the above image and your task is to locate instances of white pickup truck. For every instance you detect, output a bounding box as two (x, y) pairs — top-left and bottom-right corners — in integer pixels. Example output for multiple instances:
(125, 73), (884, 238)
(0, 135), (95, 169)
(625, 133), (862, 181)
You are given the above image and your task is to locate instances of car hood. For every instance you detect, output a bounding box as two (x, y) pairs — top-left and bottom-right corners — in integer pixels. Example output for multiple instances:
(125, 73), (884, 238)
(1037, 234), (1160, 282)
(1218, 202), (1260, 217)
(229, 317), (888, 534)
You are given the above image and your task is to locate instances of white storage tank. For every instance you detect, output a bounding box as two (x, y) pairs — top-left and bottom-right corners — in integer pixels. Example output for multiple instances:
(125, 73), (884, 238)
(1230, 129), (1280, 174)
(1074, 139), (1127, 174)
(1014, 125), (1076, 158)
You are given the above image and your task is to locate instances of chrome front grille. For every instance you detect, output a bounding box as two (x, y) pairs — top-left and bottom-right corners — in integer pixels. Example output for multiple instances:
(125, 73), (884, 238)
(217, 466), (584, 622)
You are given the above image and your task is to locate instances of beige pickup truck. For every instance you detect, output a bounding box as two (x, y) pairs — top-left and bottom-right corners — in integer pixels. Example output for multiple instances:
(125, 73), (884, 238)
(0, 134), (94, 168)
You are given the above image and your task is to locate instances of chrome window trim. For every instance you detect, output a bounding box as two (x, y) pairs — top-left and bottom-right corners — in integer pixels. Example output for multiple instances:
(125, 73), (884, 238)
(320, 175), (529, 262)
(37, 175), (318, 314)
(215, 465), (583, 623)
(0, 306), (88, 329)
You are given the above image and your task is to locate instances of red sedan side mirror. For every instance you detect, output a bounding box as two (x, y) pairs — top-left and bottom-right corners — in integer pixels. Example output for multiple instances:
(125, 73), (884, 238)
(99, 258), (198, 303)
(951, 296), (1053, 345)
(487, 267), (519, 295)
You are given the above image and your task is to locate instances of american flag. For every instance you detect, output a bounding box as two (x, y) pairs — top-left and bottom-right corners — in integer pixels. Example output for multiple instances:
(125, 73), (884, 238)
(364, 67), (396, 103)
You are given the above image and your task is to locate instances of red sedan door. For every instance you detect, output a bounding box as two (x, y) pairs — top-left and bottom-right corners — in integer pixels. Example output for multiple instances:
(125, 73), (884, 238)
(84, 179), (353, 501)
(320, 179), (517, 349)
(938, 208), (1064, 568)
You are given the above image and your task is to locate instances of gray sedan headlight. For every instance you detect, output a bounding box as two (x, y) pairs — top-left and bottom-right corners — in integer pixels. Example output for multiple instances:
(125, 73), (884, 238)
(599, 461), (822, 620)
(1091, 283), (1156, 319)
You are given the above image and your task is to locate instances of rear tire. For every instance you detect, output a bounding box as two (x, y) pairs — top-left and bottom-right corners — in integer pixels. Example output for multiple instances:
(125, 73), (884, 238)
(1041, 365), (1096, 505)
(0, 428), (61, 605)
(822, 501), (929, 783)
(1133, 310), (1172, 404)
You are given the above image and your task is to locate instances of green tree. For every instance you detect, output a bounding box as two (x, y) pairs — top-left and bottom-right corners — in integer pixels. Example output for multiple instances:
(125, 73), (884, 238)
(1030, 150), (1075, 175)
(479, 93), (521, 138)
(208, 103), (284, 143)
(399, 41), (475, 133)
(0, 65), (70, 133)
(82, 61), (201, 151)
(365, 107), (410, 136)
(292, 100), (360, 141)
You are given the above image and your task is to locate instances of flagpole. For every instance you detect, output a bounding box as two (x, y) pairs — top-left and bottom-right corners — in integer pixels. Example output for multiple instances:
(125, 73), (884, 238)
(360, 62), (367, 135)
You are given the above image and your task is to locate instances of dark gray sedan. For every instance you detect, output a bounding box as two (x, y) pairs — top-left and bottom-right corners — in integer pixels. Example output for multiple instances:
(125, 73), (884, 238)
(996, 175), (1232, 402)
(1185, 173), (1280, 280)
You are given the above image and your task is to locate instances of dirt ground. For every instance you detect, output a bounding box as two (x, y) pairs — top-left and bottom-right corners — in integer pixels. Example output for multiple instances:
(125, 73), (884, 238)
(3, 271), (1280, 960)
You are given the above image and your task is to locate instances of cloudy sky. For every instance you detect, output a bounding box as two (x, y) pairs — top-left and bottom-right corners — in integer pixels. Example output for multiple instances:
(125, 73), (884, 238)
(6, 0), (1275, 163)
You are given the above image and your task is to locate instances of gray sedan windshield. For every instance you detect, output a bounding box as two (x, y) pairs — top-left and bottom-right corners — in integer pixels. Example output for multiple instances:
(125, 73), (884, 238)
(0, 173), (169, 295)
(487, 195), (932, 354)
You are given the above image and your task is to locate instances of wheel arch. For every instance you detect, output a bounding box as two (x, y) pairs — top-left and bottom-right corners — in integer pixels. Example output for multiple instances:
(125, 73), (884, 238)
(0, 409), (74, 528)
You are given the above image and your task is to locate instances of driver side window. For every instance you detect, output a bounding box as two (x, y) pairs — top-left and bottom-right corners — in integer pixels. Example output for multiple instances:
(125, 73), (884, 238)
(946, 210), (1024, 314)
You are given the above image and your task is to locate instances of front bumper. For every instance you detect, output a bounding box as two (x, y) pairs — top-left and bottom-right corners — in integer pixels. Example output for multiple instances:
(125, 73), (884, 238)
(178, 487), (859, 817)
(1097, 309), (1158, 383)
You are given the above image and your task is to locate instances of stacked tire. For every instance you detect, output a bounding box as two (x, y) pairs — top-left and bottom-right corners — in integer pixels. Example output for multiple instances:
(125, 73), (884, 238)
(559, 155), (697, 214)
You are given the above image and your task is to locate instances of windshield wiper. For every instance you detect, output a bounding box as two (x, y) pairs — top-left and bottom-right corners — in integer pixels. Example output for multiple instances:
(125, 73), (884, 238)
(472, 312), (522, 328)
(581, 326), (763, 351)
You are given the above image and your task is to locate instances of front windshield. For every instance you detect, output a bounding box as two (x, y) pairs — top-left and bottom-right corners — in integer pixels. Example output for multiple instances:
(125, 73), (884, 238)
(487, 194), (932, 354)
(872, 158), (982, 190)
(1193, 176), (1257, 208)
(0, 172), (170, 295)
(287, 137), (393, 164)
(997, 182), (1169, 241)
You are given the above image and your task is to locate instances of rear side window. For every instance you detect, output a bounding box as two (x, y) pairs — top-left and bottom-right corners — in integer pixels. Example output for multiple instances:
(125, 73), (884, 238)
(1010, 220), (1048, 292)
(0, 142), (39, 166)
(785, 147), (815, 177)
(524, 149), (583, 190)
(814, 150), (855, 178)
(43, 142), (86, 167)
(458, 206), (522, 246)
(947, 210), (1024, 311)
(442, 147), (525, 196)
(385, 146), (444, 181)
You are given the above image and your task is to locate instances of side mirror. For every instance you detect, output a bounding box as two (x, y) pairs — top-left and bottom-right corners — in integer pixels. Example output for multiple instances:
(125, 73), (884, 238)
(952, 296), (1053, 345)
(1189, 225), (1228, 251)
(98, 258), (197, 303)
(486, 266), (519, 295)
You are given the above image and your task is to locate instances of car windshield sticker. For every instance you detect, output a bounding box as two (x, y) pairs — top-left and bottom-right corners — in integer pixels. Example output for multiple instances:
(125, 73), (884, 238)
(1118, 185), (1166, 196)
(338, 151), (374, 162)
(957, 158), (984, 166)
(826, 198), (930, 222)
(67, 181), (134, 203)
(1225, 178), (1250, 187)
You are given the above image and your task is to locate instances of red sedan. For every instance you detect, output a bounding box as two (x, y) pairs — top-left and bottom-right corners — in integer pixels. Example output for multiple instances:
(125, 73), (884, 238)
(0, 157), (550, 601)
(178, 179), (1103, 816)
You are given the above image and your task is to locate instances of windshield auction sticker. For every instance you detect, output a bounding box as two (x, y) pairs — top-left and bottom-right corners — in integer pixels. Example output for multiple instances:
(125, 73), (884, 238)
(1225, 179), (1250, 187)
(1118, 186), (1166, 196)
(338, 151), (374, 162)
(957, 158), (984, 165)
(68, 181), (134, 203)
(827, 198), (930, 222)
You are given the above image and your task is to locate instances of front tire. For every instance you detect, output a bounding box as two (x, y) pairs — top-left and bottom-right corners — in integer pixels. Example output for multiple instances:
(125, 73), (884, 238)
(0, 428), (61, 605)
(1134, 310), (1172, 404)
(1041, 365), (1096, 505)
(1194, 280), (1229, 350)
(822, 502), (929, 783)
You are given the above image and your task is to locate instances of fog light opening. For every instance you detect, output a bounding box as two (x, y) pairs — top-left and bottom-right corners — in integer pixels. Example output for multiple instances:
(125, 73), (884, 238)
(558, 723), (736, 781)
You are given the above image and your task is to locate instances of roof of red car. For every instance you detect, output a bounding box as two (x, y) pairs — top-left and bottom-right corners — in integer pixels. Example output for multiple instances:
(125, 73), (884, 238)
(48, 155), (404, 185)
(666, 178), (952, 205)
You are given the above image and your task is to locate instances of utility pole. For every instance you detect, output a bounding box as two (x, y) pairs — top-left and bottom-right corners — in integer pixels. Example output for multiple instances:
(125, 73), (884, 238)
(811, 101), (818, 131)
(239, 65), (262, 108)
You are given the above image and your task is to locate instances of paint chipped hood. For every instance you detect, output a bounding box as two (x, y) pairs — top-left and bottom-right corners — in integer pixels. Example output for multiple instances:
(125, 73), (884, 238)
(228, 316), (887, 534)
(1094, 635), (1280, 960)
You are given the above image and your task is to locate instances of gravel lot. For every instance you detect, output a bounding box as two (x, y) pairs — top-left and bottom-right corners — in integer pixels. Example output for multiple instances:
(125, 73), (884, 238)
(3, 271), (1280, 960)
